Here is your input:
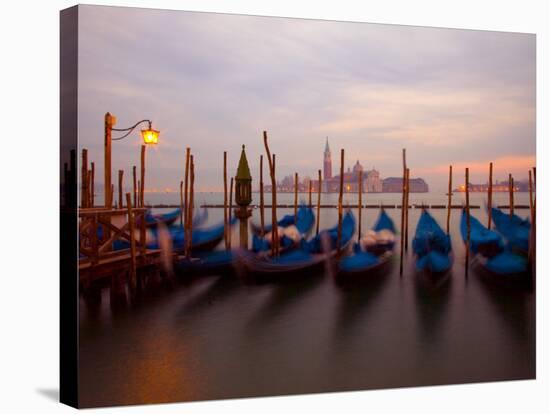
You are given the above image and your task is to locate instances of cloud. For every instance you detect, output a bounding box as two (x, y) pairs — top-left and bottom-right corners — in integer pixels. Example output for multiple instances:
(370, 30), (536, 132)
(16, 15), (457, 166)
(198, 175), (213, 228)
(76, 5), (535, 192)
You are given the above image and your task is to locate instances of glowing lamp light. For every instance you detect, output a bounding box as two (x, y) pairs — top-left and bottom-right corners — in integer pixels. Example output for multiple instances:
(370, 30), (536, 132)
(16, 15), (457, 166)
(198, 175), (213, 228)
(141, 126), (159, 145)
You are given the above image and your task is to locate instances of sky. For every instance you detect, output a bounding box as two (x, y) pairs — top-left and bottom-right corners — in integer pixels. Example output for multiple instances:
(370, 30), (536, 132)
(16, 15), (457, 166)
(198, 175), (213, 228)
(78, 5), (535, 193)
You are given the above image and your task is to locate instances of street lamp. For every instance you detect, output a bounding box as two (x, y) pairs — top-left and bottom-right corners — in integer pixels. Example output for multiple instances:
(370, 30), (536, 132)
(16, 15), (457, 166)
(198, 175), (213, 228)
(104, 112), (160, 208)
(113, 118), (160, 146)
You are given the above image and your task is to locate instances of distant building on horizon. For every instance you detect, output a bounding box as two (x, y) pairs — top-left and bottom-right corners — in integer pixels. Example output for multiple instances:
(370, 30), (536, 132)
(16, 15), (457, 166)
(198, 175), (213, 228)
(323, 137), (332, 182)
(262, 138), (429, 193)
(454, 179), (532, 193)
(382, 177), (429, 193)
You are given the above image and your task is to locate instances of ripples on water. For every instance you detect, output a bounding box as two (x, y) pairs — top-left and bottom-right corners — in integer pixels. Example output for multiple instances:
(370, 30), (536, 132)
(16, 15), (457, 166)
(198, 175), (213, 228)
(79, 193), (535, 407)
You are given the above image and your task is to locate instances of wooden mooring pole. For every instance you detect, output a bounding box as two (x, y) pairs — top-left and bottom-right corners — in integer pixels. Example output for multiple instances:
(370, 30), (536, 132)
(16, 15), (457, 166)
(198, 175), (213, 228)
(81, 148), (88, 208)
(272, 154), (279, 255)
(446, 165), (452, 234)
(90, 162), (95, 208)
(228, 177), (234, 249)
(259, 155), (265, 237)
(87, 169), (92, 208)
(132, 165), (137, 208)
(308, 180), (313, 209)
(223, 151), (228, 250)
(125, 192), (137, 290)
(337, 149), (344, 252)
(316, 169), (322, 236)
(357, 169), (363, 242)
(294, 172), (299, 222)
(399, 163), (407, 276)
(140, 145), (146, 207)
(402, 149), (408, 251)
(529, 168), (536, 277)
(180, 180), (184, 227)
(184, 147), (190, 231)
(405, 168), (410, 250)
(104, 113), (114, 208)
(508, 173), (514, 218)
(118, 169), (124, 209)
(263, 131), (279, 256)
(186, 155), (195, 258)
(487, 162), (493, 228)
(465, 167), (471, 278)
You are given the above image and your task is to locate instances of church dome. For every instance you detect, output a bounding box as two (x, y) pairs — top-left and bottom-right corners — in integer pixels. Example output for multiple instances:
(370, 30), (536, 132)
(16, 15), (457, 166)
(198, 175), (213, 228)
(352, 160), (364, 174)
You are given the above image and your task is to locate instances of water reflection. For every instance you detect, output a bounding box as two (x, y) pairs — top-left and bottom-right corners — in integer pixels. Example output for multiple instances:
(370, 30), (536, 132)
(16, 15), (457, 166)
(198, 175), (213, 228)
(333, 262), (393, 337)
(245, 271), (325, 333)
(413, 270), (453, 348)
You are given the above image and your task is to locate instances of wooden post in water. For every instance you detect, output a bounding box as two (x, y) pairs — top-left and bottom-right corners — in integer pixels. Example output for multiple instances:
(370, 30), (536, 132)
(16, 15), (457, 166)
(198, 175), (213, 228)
(528, 168), (536, 277)
(125, 192), (137, 290)
(399, 167), (406, 276)
(405, 168), (410, 251)
(357, 169), (363, 242)
(337, 149), (344, 252)
(118, 170), (124, 209)
(110, 184), (115, 208)
(446, 165), (452, 234)
(104, 113), (115, 208)
(529, 170), (535, 224)
(487, 162), (493, 228)
(87, 170), (92, 208)
(263, 131), (279, 256)
(186, 155), (195, 259)
(137, 180), (141, 209)
(223, 151), (228, 250)
(272, 154), (279, 255)
(140, 145), (146, 208)
(132, 165), (137, 209)
(228, 177), (234, 249)
(81, 148), (88, 208)
(508, 173), (514, 218)
(259, 155), (265, 237)
(294, 172), (299, 222)
(180, 180), (184, 227)
(308, 180), (313, 208)
(90, 162), (95, 208)
(184, 147), (190, 232)
(402, 149), (408, 251)
(465, 168), (471, 278)
(316, 169), (322, 236)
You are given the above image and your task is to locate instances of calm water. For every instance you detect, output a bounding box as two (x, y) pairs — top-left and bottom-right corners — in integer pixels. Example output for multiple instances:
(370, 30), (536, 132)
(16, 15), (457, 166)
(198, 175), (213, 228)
(79, 192), (535, 407)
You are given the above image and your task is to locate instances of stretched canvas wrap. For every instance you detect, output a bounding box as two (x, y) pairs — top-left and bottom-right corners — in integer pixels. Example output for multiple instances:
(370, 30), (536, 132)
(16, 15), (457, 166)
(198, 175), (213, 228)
(60, 4), (536, 408)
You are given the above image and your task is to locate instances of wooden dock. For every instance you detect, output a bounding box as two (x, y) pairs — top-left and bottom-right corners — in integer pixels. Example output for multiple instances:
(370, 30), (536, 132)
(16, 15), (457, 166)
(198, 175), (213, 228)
(78, 207), (165, 295)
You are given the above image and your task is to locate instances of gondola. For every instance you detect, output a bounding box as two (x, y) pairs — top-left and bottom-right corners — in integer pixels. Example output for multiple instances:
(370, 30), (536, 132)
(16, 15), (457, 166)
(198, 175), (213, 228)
(460, 209), (527, 277)
(490, 207), (530, 254)
(460, 209), (503, 257)
(250, 205), (316, 254)
(250, 205), (315, 236)
(143, 208), (182, 228)
(412, 210), (452, 275)
(143, 207), (208, 229)
(166, 217), (237, 253)
(175, 250), (235, 276)
(336, 209), (395, 279)
(235, 210), (356, 281)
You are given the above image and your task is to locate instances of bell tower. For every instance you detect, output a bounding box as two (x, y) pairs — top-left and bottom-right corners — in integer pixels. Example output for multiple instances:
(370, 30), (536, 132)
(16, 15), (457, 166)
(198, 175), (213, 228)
(323, 137), (332, 181)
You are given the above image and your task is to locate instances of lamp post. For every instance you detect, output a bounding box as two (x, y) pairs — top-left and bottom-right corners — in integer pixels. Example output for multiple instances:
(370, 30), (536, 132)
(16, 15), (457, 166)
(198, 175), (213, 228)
(234, 145), (253, 249)
(103, 112), (159, 208)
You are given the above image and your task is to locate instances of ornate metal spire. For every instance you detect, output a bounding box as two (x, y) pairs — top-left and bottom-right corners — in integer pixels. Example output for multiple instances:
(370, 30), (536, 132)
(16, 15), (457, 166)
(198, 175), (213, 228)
(236, 145), (252, 180)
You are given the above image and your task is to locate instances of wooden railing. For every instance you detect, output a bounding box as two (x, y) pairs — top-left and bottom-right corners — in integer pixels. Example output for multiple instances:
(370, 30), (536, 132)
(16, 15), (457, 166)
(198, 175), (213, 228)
(78, 206), (147, 267)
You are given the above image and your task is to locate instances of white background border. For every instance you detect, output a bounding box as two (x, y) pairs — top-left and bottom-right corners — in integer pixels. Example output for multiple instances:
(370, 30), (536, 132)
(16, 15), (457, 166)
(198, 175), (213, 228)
(0, 0), (546, 412)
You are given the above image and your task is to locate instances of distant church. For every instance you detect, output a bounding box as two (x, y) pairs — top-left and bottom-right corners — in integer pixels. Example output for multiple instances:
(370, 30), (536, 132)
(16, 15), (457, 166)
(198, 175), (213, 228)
(321, 138), (382, 193)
